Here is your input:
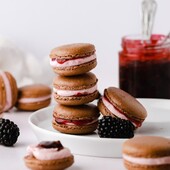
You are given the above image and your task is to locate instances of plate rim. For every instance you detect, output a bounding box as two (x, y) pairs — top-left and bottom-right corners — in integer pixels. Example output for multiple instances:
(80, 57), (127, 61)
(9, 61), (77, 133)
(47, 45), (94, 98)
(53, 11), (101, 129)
(28, 98), (170, 157)
(28, 98), (170, 140)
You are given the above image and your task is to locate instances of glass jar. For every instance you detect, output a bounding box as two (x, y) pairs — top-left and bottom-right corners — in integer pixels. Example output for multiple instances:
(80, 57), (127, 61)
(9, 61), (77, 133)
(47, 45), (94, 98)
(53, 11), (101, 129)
(119, 34), (170, 99)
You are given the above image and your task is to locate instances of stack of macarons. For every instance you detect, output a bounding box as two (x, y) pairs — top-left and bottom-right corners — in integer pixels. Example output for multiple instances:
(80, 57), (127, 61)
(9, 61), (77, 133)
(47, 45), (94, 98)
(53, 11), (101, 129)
(0, 70), (52, 114)
(49, 43), (100, 135)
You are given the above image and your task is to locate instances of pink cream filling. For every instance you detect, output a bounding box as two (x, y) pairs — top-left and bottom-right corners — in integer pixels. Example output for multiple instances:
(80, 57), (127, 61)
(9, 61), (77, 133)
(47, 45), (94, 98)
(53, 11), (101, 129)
(0, 71), (12, 111)
(50, 54), (96, 67)
(27, 145), (72, 160)
(53, 84), (97, 97)
(123, 154), (170, 165)
(102, 97), (137, 127)
(18, 95), (51, 103)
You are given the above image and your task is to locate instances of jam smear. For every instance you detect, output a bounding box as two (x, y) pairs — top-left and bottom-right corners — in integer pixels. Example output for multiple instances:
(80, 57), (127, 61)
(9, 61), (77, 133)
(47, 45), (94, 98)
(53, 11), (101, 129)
(56, 118), (95, 126)
(38, 141), (64, 150)
(55, 55), (92, 64)
(74, 92), (88, 96)
(57, 59), (68, 64)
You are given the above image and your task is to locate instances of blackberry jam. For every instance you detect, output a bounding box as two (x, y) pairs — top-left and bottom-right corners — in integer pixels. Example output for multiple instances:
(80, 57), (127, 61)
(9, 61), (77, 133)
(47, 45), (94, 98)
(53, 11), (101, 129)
(119, 34), (170, 99)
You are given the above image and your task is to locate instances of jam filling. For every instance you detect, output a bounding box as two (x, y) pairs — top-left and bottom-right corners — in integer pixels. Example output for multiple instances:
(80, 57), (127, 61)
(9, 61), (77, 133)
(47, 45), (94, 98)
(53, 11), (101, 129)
(55, 118), (96, 126)
(74, 92), (89, 96)
(52, 55), (94, 64)
(38, 141), (64, 151)
(104, 95), (142, 127)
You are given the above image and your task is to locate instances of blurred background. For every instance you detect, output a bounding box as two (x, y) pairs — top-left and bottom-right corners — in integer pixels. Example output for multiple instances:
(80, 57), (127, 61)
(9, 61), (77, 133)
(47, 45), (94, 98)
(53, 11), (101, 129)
(0, 0), (169, 91)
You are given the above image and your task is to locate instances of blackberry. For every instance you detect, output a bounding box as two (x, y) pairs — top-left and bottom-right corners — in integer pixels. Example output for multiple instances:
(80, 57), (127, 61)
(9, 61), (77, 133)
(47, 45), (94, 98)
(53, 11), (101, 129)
(97, 116), (135, 138)
(0, 118), (20, 146)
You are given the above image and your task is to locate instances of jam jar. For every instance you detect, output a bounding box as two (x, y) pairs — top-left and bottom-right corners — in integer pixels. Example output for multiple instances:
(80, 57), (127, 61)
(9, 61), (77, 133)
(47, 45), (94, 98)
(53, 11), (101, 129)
(119, 34), (170, 99)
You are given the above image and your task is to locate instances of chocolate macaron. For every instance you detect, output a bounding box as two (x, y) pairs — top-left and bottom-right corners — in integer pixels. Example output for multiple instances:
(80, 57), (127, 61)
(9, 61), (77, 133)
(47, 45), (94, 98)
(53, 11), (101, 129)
(53, 72), (99, 105)
(0, 71), (18, 114)
(122, 136), (170, 170)
(52, 104), (100, 134)
(16, 84), (52, 111)
(50, 43), (97, 76)
(98, 87), (147, 128)
(24, 140), (74, 170)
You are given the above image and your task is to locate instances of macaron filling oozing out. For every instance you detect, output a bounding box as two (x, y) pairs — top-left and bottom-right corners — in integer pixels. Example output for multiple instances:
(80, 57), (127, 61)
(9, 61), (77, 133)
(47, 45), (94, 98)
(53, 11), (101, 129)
(123, 154), (170, 166)
(53, 85), (97, 97)
(54, 117), (98, 126)
(50, 54), (96, 68)
(27, 141), (72, 160)
(0, 71), (12, 111)
(18, 95), (51, 103)
(102, 96), (141, 127)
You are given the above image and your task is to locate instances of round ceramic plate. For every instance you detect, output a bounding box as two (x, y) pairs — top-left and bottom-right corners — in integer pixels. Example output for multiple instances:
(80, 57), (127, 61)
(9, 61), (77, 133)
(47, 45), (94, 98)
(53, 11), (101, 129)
(28, 99), (170, 158)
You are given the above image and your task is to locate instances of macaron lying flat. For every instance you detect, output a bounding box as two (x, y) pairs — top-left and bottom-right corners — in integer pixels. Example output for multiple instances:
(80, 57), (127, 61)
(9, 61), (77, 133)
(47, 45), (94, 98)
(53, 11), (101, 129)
(50, 43), (97, 76)
(98, 87), (147, 128)
(0, 71), (18, 114)
(16, 84), (51, 111)
(122, 136), (170, 170)
(52, 104), (100, 134)
(24, 141), (74, 170)
(53, 72), (99, 105)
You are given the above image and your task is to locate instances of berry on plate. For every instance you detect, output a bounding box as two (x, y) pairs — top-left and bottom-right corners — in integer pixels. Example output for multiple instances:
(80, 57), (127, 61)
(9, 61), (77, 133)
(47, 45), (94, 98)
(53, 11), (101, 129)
(97, 116), (135, 138)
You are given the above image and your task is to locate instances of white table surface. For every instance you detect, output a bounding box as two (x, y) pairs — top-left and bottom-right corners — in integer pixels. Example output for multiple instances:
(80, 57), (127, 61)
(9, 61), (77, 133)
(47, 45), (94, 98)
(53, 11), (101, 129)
(1, 109), (126, 170)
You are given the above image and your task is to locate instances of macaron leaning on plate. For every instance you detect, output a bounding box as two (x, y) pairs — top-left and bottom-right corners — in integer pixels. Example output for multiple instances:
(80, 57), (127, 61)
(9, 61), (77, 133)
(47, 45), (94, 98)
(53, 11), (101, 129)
(52, 104), (100, 134)
(97, 87), (147, 128)
(122, 136), (170, 170)
(16, 84), (52, 111)
(53, 72), (99, 105)
(0, 71), (18, 115)
(49, 43), (97, 76)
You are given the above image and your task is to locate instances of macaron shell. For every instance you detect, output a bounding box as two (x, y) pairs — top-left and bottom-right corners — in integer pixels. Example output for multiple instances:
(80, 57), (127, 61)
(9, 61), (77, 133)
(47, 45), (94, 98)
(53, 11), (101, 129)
(53, 104), (100, 119)
(53, 72), (98, 90)
(50, 43), (95, 59)
(52, 59), (97, 76)
(0, 73), (6, 112)
(104, 87), (147, 120)
(24, 155), (74, 170)
(52, 120), (98, 135)
(52, 104), (100, 134)
(123, 136), (170, 157)
(0, 71), (18, 112)
(54, 90), (99, 105)
(16, 84), (51, 111)
(17, 100), (51, 111)
(123, 136), (170, 170)
(53, 72), (99, 105)
(18, 84), (51, 98)
(124, 160), (169, 170)
(6, 72), (18, 106)
(50, 43), (96, 76)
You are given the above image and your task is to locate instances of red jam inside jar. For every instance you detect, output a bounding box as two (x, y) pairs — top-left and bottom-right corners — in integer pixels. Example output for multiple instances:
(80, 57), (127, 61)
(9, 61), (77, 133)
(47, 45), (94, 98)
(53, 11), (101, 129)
(119, 34), (170, 99)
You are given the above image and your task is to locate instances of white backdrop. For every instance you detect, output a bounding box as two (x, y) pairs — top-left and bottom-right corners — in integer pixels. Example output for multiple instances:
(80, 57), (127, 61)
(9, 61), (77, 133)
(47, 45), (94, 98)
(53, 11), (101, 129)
(0, 0), (170, 91)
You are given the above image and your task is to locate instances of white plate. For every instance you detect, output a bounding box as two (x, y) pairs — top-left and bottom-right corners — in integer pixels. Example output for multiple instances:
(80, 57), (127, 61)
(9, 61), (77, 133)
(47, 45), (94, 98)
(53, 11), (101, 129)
(28, 99), (170, 158)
